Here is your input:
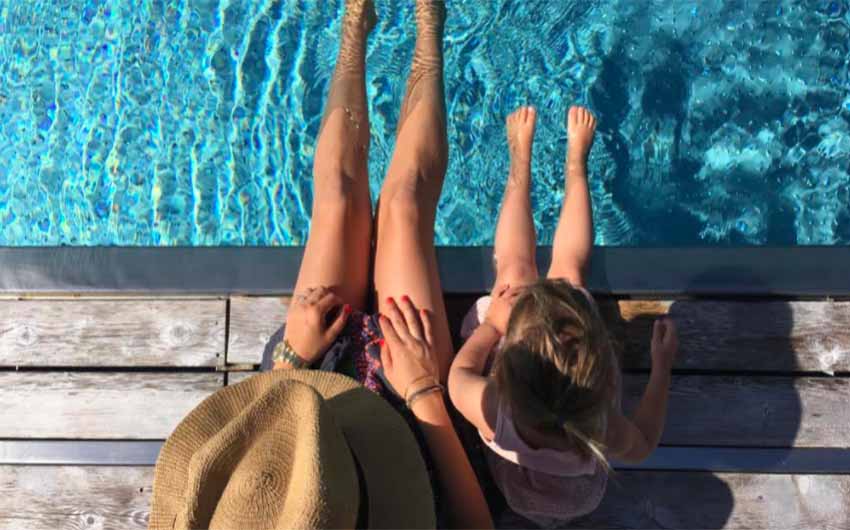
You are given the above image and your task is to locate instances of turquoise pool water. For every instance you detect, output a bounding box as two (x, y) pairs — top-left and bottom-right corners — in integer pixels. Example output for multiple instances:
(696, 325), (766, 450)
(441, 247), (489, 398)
(1, 0), (849, 246)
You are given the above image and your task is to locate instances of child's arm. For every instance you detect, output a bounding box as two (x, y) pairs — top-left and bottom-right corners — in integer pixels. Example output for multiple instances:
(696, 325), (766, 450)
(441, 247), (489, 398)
(607, 318), (679, 463)
(448, 324), (501, 440)
(448, 285), (522, 440)
(547, 106), (597, 286)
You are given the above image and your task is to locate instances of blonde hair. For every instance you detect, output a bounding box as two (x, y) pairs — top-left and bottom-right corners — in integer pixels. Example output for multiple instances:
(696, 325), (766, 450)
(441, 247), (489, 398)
(492, 279), (616, 470)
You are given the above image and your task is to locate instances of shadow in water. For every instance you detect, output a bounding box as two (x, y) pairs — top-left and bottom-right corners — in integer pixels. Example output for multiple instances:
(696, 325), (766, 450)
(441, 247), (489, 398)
(589, 39), (707, 246)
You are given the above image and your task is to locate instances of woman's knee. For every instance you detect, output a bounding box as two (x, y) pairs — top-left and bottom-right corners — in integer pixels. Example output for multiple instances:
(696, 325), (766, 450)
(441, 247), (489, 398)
(382, 176), (439, 226)
(312, 170), (370, 224)
(403, 137), (448, 178)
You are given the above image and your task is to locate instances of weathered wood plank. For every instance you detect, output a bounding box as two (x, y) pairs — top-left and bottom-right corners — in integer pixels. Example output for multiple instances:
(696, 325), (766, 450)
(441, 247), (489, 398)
(235, 372), (848, 446)
(227, 371), (259, 385)
(0, 465), (152, 530)
(230, 372), (849, 447)
(3, 467), (847, 530)
(227, 297), (288, 364)
(0, 373), (223, 439)
(606, 300), (850, 373)
(0, 300), (226, 367)
(568, 472), (850, 530)
(623, 375), (850, 447)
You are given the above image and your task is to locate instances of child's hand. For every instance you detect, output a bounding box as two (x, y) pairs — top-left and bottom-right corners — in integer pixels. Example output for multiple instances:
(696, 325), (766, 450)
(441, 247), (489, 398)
(650, 317), (679, 372)
(484, 284), (523, 336)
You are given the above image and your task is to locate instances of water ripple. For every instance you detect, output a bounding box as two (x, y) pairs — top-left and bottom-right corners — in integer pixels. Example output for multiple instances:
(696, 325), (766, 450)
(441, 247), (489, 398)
(0, 0), (848, 245)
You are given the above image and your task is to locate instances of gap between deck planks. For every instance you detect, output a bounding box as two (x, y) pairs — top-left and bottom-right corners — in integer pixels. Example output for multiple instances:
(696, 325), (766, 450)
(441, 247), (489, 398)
(226, 371), (850, 447)
(3, 296), (846, 444)
(0, 299), (226, 367)
(1, 466), (847, 530)
(227, 296), (850, 372)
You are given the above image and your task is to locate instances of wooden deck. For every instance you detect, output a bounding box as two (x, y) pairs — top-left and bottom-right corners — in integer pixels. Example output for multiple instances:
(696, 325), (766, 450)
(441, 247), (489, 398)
(1, 295), (849, 529)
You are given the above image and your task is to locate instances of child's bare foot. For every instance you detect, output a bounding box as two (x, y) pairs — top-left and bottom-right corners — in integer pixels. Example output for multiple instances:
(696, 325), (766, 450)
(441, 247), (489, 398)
(506, 106), (537, 165)
(566, 106), (597, 169)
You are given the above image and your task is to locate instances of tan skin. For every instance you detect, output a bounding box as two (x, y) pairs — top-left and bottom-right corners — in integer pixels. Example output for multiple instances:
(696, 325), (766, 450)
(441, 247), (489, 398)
(278, 1), (492, 527)
(448, 105), (680, 462)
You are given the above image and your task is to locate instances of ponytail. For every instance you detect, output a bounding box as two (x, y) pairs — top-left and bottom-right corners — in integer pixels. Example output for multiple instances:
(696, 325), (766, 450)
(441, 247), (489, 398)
(493, 278), (616, 473)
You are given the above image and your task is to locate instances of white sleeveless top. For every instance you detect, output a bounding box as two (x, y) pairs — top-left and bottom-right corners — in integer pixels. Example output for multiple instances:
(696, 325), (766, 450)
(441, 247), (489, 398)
(460, 290), (621, 524)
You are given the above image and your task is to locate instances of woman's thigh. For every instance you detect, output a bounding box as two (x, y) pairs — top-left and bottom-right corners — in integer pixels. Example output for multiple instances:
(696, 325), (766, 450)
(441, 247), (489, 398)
(373, 166), (451, 380)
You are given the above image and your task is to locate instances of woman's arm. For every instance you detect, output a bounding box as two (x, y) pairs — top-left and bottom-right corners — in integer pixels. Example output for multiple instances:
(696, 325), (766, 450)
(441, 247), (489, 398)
(380, 298), (493, 529)
(448, 323), (501, 440)
(411, 391), (494, 529)
(273, 287), (350, 370)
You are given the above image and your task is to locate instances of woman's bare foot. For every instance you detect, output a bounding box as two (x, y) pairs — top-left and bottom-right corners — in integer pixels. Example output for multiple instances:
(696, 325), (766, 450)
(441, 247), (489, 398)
(506, 106), (537, 166)
(415, 0), (447, 31)
(344, 0), (377, 35)
(566, 106), (597, 170)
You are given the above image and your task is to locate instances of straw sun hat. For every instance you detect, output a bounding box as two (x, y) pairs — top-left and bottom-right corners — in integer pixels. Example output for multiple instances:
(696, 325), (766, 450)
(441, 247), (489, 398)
(149, 370), (435, 529)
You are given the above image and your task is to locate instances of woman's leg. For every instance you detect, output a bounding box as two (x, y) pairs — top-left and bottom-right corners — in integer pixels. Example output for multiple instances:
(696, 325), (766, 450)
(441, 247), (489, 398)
(493, 106), (540, 289)
(290, 0), (376, 310)
(373, 1), (453, 379)
(546, 106), (597, 286)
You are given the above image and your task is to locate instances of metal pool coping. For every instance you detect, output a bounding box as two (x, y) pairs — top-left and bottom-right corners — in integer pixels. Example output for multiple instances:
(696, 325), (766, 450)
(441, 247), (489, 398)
(0, 246), (846, 297)
(3, 440), (849, 473)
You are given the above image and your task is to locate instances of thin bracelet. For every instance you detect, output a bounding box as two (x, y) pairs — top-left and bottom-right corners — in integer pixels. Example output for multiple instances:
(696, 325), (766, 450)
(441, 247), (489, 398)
(403, 375), (439, 401)
(405, 383), (445, 409)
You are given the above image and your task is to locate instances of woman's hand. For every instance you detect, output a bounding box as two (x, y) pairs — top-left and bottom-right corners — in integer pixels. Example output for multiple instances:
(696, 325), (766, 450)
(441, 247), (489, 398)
(650, 317), (679, 373)
(484, 284), (523, 336)
(283, 286), (351, 365)
(379, 296), (440, 399)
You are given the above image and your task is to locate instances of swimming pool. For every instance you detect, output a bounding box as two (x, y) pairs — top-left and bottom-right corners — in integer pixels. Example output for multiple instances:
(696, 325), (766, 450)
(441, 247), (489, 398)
(1, 0), (849, 246)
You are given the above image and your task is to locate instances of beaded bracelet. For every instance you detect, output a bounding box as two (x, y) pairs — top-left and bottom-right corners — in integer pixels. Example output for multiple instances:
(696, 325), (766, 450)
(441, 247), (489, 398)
(272, 339), (309, 369)
(405, 383), (445, 409)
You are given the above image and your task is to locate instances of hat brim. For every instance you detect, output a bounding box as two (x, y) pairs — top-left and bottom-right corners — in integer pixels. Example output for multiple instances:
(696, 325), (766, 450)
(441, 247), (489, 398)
(149, 370), (435, 529)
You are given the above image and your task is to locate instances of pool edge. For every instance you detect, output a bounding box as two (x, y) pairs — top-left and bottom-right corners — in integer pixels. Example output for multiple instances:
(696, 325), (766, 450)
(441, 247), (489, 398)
(0, 246), (846, 297)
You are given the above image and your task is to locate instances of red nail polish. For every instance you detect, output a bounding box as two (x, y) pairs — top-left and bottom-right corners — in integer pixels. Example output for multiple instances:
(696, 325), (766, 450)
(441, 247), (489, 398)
(401, 295), (410, 302)
(386, 297), (394, 304)
(377, 338), (385, 347)
(343, 304), (352, 314)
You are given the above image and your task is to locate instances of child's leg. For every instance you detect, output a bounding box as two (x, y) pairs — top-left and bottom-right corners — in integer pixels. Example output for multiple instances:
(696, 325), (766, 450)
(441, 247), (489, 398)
(546, 106), (597, 286)
(493, 106), (539, 288)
